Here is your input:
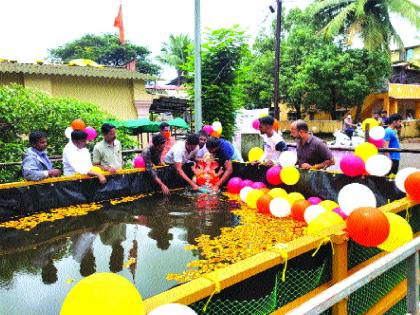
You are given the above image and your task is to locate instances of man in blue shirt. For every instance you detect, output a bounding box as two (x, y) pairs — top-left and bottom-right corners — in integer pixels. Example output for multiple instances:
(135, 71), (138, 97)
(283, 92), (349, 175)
(205, 137), (242, 191)
(22, 131), (61, 181)
(383, 113), (402, 175)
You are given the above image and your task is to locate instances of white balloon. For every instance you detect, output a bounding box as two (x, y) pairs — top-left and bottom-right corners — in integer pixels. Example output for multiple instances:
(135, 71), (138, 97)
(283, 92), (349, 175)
(369, 126), (385, 140)
(64, 127), (73, 139)
(269, 197), (291, 217)
(338, 183), (376, 216)
(365, 154), (392, 177)
(395, 167), (419, 193)
(148, 303), (197, 315)
(240, 187), (254, 203)
(279, 151), (298, 167)
(304, 205), (326, 224)
(212, 121), (222, 132)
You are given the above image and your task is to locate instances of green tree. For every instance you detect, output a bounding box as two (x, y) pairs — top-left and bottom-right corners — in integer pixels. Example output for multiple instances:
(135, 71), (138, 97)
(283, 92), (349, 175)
(0, 84), (136, 183)
(48, 33), (160, 75)
(293, 46), (390, 120)
(157, 34), (192, 85)
(185, 26), (249, 139)
(308, 0), (420, 51)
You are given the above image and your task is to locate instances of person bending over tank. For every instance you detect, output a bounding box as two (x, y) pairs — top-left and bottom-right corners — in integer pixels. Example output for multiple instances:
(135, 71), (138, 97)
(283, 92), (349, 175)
(141, 134), (170, 195)
(164, 133), (200, 190)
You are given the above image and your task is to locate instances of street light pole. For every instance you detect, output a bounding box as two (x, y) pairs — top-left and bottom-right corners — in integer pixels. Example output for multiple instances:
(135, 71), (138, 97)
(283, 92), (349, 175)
(194, 0), (202, 131)
(273, 0), (282, 121)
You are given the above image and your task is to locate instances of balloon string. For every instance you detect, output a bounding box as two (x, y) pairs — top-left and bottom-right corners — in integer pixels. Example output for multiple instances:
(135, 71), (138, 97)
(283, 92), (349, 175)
(202, 270), (221, 313)
(269, 244), (289, 282)
(312, 236), (334, 257)
(405, 206), (411, 222)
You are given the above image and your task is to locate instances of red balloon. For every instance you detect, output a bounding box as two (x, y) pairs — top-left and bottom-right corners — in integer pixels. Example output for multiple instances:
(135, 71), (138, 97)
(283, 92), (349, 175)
(227, 177), (242, 194)
(291, 200), (311, 222)
(404, 172), (420, 201)
(346, 207), (390, 247)
(369, 137), (384, 148)
(257, 194), (273, 215)
(133, 155), (145, 168)
(266, 166), (282, 185)
(340, 155), (365, 177)
(240, 179), (254, 189)
(71, 119), (86, 130)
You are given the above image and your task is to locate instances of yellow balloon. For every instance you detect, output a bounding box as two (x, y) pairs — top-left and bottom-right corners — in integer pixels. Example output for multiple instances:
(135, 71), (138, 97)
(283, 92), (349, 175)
(248, 147), (264, 162)
(318, 200), (339, 212)
(361, 118), (379, 131)
(60, 273), (145, 315)
(377, 213), (413, 252)
(268, 188), (288, 199)
(259, 112), (269, 118)
(280, 166), (300, 185)
(90, 166), (104, 174)
(246, 189), (265, 209)
(355, 142), (378, 162)
(288, 192), (305, 204)
(307, 211), (344, 234)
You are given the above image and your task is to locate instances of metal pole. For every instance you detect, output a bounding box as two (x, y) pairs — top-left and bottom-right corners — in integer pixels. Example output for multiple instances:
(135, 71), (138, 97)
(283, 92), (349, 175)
(194, 0), (202, 131)
(406, 250), (419, 315)
(273, 0), (282, 121)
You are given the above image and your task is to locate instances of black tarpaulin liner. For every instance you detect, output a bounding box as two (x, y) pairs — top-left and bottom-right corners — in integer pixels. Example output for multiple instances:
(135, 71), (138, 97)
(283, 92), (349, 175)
(0, 162), (404, 218)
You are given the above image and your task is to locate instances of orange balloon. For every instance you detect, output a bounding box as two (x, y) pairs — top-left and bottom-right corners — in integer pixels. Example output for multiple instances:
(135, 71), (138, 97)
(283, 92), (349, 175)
(291, 200), (311, 222)
(210, 130), (221, 138)
(273, 119), (279, 131)
(71, 119), (86, 130)
(404, 171), (420, 201)
(257, 194), (273, 215)
(346, 207), (390, 247)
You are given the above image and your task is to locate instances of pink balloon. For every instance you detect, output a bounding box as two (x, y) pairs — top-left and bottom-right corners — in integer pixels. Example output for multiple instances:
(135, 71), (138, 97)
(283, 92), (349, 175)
(307, 197), (322, 205)
(84, 126), (97, 141)
(333, 207), (348, 219)
(266, 166), (282, 185)
(203, 125), (214, 135)
(133, 155), (145, 168)
(227, 177), (243, 194)
(369, 137), (384, 148)
(240, 179), (254, 189)
(252, 119), (260, 130)
(340, 155), (365, 177)
(252, 182), (267, 189)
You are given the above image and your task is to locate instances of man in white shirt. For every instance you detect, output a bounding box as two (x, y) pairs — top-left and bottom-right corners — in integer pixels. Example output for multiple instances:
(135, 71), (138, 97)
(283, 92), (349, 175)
(63, 130), (106, 184)
(196, 130), (209, 159)
(164, 133), (199, 190)
(258, 116), (288, 165)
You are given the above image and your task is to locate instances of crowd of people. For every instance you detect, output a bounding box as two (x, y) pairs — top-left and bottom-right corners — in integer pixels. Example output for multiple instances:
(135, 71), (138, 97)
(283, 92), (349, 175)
(21, 117), (339, 194)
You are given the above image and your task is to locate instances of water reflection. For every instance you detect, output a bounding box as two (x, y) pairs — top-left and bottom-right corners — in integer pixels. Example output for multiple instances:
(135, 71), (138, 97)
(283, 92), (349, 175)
(0, 192), (239, 315)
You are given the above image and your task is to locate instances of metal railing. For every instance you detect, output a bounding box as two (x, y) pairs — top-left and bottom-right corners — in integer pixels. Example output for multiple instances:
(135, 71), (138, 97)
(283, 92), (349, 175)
(285, 237), (420, 315)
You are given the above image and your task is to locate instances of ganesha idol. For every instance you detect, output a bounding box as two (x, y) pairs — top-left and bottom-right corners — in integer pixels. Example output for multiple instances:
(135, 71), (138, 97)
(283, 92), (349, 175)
(192, 153), (222, 189)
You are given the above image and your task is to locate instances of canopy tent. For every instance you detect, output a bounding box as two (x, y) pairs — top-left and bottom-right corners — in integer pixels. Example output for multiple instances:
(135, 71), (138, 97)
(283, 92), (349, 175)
(104, 117), (190, 134)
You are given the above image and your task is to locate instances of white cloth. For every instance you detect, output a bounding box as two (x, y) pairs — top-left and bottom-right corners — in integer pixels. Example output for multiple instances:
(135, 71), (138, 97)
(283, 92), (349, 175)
(164, 141), (197, 164)
(63, 141), (93, 175)
(261, 131), (285, 163)
(196, 146), (208, 159)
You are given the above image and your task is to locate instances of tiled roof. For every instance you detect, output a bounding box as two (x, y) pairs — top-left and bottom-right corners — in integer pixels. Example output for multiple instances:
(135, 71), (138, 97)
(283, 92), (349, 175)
(0, 62), (156, 81)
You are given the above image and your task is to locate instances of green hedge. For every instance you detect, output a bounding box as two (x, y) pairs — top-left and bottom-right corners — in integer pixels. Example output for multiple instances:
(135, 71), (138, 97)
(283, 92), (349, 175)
(0, 84), (136, 183)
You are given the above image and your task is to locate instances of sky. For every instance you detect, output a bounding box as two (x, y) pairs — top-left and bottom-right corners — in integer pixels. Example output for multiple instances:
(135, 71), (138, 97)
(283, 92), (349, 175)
(1, 0), (419, 81)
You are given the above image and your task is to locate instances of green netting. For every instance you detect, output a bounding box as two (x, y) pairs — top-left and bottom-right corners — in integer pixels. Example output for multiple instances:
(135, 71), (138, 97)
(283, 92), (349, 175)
(385, 298), (407, 315)
(187, 206), (418, 315)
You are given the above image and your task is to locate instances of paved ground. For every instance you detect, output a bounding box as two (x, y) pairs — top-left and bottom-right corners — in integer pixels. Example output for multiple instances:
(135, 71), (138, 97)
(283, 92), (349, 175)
(399, 141), (420, 169)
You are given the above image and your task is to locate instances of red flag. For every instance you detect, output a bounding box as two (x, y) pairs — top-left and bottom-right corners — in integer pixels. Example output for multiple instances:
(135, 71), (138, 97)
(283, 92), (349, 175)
(114, 4), (125, 45)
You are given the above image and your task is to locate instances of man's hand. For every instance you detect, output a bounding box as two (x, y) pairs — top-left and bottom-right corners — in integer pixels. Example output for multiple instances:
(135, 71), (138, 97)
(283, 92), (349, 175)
(161, 184), (170, 195)
(98, 174), (107, 184)
(212, 184), (220, 192)
(250, 160), (260, 166)
(265, 160), (274, 167)
(301, 163), (312, 170)
(107, 167), (117, 174)
(48, 169), (61, 177)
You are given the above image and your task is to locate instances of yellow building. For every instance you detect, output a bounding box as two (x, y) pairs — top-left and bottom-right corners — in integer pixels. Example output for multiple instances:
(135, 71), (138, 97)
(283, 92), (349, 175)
(0, 62), (156, 120)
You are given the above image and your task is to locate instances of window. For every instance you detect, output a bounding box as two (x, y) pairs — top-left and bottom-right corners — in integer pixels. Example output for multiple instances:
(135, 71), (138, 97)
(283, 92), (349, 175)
(407, 48), (414, 60)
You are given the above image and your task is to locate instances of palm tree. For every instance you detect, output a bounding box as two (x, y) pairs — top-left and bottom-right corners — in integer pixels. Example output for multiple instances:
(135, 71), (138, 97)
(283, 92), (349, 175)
(308, 0), (420, 51)
(157, 34), (192, 85)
